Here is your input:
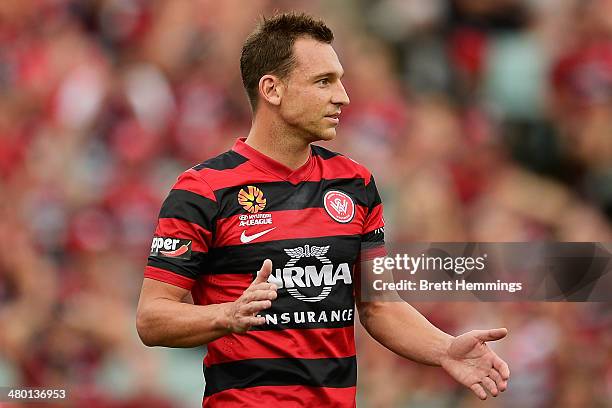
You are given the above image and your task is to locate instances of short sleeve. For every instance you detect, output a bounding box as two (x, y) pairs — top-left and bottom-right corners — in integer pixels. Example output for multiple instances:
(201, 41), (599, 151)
(360, 175), (386, 261)
(144, 170), (217, 290)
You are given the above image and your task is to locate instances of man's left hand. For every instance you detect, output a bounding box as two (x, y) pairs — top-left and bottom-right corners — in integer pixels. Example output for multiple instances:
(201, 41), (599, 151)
(440, 328), (510, 400)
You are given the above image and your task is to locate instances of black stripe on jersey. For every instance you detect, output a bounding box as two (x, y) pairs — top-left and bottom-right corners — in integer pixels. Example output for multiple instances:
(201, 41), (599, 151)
(159, 190), (217, 232)
(215, 178), (368, 219)
(252, 265), (355, 331)
(193, 150), (248, 171)
(252, 302), (355, 331)
(361, 229), (385, 244)
(207, 236), (358, 330)
(311, 144), (341, 160)
(147, 251), (208, 280)
(365, 176), (382, 210)
(207, 236), (362, 275)
(203, 356), (357, 396)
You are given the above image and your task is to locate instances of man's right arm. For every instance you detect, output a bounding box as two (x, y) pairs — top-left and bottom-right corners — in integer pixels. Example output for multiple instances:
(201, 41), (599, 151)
(136, 259), (277, 348)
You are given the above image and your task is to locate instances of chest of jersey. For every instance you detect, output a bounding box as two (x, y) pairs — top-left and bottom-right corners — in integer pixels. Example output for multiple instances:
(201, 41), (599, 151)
(212, 179), (367, 246)
(196, 179), (368, 329)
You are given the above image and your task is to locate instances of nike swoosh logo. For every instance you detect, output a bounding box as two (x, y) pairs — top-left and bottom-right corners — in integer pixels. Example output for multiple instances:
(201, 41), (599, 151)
(240, 227), (276, 244)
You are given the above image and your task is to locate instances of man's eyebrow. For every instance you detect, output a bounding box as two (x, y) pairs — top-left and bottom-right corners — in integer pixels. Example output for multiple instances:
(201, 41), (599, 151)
(311, 70), (345, 80)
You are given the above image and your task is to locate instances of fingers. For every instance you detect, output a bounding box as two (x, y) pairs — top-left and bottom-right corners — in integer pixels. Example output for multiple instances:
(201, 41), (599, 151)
(493, 355), (511, 380)
(471, 377), (500, 400)
(240, 300), (273, 315)
(240, 315), (266, 327)
(488, 368), (507, 392)
(481, 376), (499, 397)
(242, 282), (277, 304)
(473, 328), (508, 342)
(238, 283), (277, 313)
(250, 316), (266, 326)
(240, 276), (277, 312)
(253, 259), (273, 284)
(471, 369), (507, 401)
(249, 282), (277, 292)
(227, 263), (278, 333)
(244, 288), (277, 302)
(470, 384), (487, 400)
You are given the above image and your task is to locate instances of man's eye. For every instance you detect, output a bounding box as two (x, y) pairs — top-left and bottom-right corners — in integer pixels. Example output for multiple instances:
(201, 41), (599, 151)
(317, 78), (330, 85)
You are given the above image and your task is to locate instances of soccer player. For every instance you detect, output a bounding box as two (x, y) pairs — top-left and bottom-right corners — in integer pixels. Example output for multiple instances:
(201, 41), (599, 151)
(136, 12), (510, 407)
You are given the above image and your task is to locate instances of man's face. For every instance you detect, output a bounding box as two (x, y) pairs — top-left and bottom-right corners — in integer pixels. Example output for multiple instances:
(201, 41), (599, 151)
(278, 37), (350, 142)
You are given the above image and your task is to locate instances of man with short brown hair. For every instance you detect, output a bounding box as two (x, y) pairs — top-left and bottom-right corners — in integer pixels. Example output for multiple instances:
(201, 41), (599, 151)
(137, 12), (510, 407)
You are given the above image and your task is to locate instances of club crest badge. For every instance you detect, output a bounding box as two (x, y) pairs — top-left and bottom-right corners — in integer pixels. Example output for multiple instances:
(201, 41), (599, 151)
(323, 190), (355, 223)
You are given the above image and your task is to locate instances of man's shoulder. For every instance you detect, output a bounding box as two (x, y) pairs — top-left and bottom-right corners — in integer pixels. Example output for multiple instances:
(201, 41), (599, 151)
(311, 144), (373, 181)
(171, 149), (248, 200)
(192, 149), (248, 172)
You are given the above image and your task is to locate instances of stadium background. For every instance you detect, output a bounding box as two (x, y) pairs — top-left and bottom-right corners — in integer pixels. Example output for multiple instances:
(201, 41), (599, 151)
(1, 0), (611, 406)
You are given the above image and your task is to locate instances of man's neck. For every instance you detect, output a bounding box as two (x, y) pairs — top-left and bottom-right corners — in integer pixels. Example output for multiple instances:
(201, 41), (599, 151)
(245, 115), (311, 170)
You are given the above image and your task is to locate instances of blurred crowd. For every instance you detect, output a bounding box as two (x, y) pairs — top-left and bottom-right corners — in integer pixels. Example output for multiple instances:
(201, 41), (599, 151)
(1, 0), (612, 407)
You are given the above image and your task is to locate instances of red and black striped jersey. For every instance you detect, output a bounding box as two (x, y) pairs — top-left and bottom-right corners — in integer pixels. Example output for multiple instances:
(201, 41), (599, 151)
(145, 138), (385, 407)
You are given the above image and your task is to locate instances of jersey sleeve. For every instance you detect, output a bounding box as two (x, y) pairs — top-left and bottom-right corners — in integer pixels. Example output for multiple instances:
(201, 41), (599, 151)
(360, 174), (386, 260)
(144, 169), (217, 290)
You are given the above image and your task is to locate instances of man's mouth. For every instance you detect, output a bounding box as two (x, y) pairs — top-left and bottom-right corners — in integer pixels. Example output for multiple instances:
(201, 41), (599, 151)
(325, 112), (341, 123)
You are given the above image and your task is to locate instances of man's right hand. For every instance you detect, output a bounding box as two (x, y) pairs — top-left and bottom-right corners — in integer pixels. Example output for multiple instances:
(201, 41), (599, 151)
(223, 259), (277, 333)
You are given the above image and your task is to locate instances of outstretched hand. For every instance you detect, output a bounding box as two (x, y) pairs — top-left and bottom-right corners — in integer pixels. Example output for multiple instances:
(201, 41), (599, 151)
(440, 328), (510, 400)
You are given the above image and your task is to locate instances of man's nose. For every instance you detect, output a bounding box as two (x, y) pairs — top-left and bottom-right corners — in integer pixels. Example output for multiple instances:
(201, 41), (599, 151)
(332, 80), (350, 106)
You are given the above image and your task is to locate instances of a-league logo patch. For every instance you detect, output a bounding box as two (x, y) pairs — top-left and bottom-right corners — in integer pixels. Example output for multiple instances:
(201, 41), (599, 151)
(150, 237), (192, 259)
(238, 185), (267, 214)
(323, 190), (355, 223)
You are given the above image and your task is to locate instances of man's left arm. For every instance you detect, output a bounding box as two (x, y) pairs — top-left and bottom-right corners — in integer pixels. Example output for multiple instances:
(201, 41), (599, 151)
(357, 173), (509, 400)
(356, 265), (510, 400)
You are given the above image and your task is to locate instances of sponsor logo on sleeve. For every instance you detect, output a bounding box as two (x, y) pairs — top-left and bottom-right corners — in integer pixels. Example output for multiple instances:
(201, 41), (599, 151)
(150, 237), (192, 259)
(373, 226), (385, 235)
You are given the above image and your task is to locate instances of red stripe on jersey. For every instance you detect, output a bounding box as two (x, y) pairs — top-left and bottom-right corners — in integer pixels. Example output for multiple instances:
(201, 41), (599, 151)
(175, 169), (217, 201)
(144, 266), (194, 290)
(363, 203), (384, 234)
(193, 274), (252, 305)
(309, 155), (371, 184)
(202, 385), (356, 408)
(195, 155), (371, 191)
(155, 218), (210, 252)
(360, 246), (388, 261)
(205, 326), (355, 365)
(213, 207), (367, 247)
(231, 138), (316, 184)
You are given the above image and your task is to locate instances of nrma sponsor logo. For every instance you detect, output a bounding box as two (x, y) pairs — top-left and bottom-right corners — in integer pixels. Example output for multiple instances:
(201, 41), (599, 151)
(268, 245), (352, 303)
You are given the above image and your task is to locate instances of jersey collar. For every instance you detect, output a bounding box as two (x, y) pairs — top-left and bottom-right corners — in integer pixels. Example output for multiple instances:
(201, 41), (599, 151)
(232, 138), (314, 184)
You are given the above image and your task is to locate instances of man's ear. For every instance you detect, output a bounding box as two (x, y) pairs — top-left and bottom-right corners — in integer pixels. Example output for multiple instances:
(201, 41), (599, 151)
(259, 75), (283, 106)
